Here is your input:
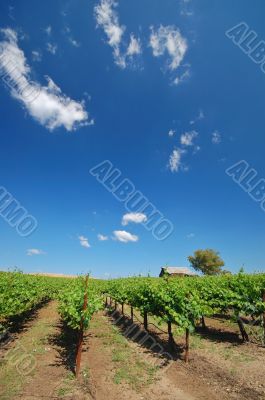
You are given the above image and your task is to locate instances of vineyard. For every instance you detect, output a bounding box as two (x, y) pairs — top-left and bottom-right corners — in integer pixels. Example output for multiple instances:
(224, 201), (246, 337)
(1, 271), (265, 400)
(103, 273), (265, 361)
(0, 272), (66, 334)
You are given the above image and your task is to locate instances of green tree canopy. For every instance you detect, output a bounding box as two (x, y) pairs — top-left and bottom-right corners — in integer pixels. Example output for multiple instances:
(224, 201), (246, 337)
(188, 249), (225, 275)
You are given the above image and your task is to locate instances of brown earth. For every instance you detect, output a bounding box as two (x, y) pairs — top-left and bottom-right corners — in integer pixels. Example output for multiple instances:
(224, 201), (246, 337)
(0, 302), (265, 400)
(28, 273), (77, 278)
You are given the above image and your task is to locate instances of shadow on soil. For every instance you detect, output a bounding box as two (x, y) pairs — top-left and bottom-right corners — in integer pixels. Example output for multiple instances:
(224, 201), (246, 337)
(105, 307), (264, 400)
(195, 325), (242, 345)
(105, 306), (183, 367)
(0, 299), (51, 346)
(47, 321), (91, 374)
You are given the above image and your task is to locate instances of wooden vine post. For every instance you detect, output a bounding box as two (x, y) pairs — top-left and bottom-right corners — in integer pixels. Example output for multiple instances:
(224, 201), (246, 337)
(168, 321), (174, 350)
(122, 303), (124, 315)
(237, 316), (249, 342)
(130, 306), (134, 323)
(75, 275), (89, 378)
(263, 291), (265, 345)
(184, 328), (190, 363)
(168, 321), (172, 337)
(144, 311), (148, 330)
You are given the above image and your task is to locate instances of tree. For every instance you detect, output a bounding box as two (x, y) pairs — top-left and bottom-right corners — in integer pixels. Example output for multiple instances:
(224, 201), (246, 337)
(188, 249), (225, 275)
(220, 269), (232, 275)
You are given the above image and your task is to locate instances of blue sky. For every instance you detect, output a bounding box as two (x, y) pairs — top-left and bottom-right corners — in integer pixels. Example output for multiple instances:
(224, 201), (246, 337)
(0, 0), (265, 277)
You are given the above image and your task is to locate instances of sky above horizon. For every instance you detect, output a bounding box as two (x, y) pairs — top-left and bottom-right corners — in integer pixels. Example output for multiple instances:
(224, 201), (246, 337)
(0, 0), (265, 278)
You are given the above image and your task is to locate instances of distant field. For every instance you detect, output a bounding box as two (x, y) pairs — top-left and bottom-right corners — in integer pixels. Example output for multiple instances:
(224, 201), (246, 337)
(28, 272), (77, 278)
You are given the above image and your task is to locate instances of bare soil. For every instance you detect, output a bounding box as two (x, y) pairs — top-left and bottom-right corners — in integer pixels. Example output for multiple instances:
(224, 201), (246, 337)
(0, 302), (265, 400)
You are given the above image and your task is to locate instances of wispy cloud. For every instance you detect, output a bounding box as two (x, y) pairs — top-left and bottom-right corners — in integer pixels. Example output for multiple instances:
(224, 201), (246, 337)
(63, 26), (81, 48)
(198, 109), (204, 120)
(150, 25), (188, 72)
(122, 212), (147, 226)
(168, 129), (175, 137)
(94, 0), (141, 68)
(98, 233), (108, 241)
(95, 0), (123, 47)
(45, 26), (52, 36)
(44, 26), (58, 54)
(0, 28), (92, 131)
(113, 230), (138, 243)
(180, 0), (194, 17)
(8, 6), (15, 21)
(79, 235), (91, 248)
(174, 68), (190, 85)
(186, 233), (195, 239)
(180, 130), (198, 146)
(27, 248), (45, 256)
(68, 37), (80, 47)
(168, 148), (185, 173)
(168, 130), (200, 173)
(190, 109), (204, 125)
(32, 50), (42, 62)
(94, 0), (125, 67)
(212, 130), (221, 144)
(127, 34), (141, 56)
(46, 42), (58, 55)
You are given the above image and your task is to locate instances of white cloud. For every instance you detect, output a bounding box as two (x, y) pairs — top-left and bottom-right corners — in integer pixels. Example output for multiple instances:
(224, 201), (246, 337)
(212, 130), (221, 144)
(127, 34), (141, 56)
(94, 0), (141, 68)
(174, 68), (190, 85)
(69, 37), (80, 47)
(168, 130), (200, 173)
(180, 0), (194, 17)
(180, 130), (198, 146)
(190, 109), (204, 125)
(169, 148), (184, 173)
(186, 233), (195, 239)
(181, 10), (194, 17)
(113, 230), (138, 243)
(79, 235), (91, 248)
(1, 27), (17, 42)
(45, 26), (52, 36)
(98, 233), (108, 241)
(46, 42), (57, 55)
(27, 249), (45, 256)
(32, 50), (42, 62)
(95, 0), (124, 46)
(193, 145), (201, 154)
(64, 27), (81, 48)
(168, 129), (175, 137)
(29, 77), (92, 131)
(8, 6), (15, 21)
(150, 25), (188, 71)
(198, 109), (204, 120)
(95, 0), (125, 67)
(84, 92), (92, 101)
(122, 212), (147, 226)
(0, 28), (92, 131)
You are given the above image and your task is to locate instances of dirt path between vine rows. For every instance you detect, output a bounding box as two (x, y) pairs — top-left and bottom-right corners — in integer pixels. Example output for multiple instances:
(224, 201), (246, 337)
(0, 301), (264, 400)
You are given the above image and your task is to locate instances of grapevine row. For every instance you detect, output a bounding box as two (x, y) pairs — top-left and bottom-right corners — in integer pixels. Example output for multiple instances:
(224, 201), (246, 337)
(102, 273), (265, 343)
